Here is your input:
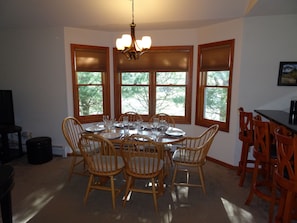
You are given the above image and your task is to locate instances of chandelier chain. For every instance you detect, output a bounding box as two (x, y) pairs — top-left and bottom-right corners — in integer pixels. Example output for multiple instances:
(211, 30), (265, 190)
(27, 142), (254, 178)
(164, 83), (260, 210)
(131, 0), (135, 24)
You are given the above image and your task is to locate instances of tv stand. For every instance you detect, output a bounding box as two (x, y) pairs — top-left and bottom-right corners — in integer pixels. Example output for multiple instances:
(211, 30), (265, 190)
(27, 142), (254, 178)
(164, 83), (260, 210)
(0, 125), (23, 163)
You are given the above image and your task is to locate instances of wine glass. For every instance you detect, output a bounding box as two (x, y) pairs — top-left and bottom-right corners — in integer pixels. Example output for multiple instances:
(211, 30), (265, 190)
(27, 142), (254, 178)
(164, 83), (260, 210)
(122, 116), (129, 127)
(106, 118), (115, 132)
(159, 120), (169, 135)
(152, 117), (159, 128)
(103, 115), (109, 126)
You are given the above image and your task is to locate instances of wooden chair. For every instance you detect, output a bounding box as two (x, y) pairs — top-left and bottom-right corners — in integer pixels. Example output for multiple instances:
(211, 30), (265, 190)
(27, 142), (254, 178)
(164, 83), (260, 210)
(245, 115), (277, 223)
(120, 134), (164, 212)
(171, 124), (219, 194)
(79, 133), (125, 209)
(118, 111), (142, 122)
(238, 107), (255, 186)
(149, 113), (176, 127)
(272, 128), (297, 223)
(62, 117), (88, 181)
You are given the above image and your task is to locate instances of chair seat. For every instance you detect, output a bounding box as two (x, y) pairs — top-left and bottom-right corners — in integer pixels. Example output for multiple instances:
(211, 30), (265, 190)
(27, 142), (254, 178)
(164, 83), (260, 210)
(172, 148), (203, 164)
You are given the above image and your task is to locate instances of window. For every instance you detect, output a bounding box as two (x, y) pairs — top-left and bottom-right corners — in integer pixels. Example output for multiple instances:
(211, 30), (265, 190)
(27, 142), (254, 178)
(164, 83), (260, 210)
(195, 39), (235, 132)
(71, 44), (110, 123)
(114, 46), (193, 124)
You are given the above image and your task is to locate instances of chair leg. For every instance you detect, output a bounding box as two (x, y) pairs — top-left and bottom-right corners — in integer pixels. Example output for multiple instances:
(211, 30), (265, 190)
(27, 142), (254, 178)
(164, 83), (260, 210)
(68, 156), (77, 181)
(151, 178), (158, 212)
(171, 164), (178, 191)
(123, 176), (132, 207)
(165, 149), (173, 166)
(198, 166), (206, 194)
(110, 176), (116, 209)
(158, 170), (164, 195)
(84, 174), (94, 204)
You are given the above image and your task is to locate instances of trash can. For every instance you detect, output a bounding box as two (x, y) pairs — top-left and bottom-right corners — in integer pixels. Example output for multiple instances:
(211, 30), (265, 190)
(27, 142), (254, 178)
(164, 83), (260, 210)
(26, 137), (53, 164)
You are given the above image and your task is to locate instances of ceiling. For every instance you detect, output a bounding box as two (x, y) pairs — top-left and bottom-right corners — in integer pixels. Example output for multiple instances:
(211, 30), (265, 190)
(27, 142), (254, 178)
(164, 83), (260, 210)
(0, 0), (297, 31)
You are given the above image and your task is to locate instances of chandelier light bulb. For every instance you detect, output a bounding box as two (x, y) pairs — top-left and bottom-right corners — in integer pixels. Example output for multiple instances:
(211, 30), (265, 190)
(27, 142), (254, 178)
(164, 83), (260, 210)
(141, 36), (152, 49)
(116, 38), (125, 50)
(122, 34), (132, 48)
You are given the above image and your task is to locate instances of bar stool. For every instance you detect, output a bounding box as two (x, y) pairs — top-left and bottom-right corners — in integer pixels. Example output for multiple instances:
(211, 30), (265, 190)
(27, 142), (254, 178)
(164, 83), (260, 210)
(272, 128), (297, 223)
(245, 115), (277, 223)
(237, 107), (255, 186)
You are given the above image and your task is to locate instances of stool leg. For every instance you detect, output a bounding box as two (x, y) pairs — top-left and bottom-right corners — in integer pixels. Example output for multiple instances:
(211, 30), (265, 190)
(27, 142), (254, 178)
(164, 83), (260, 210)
(245, 159), (260, 205)
(238, 142), (249, 186)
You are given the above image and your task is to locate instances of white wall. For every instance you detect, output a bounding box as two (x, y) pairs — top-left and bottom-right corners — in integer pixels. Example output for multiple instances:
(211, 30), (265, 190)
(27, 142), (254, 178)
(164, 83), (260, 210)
(235, 14), (297, 163)
(0, 27), (68, 146)
(239, 14), (297, 112)
(1, 14), (296, 165)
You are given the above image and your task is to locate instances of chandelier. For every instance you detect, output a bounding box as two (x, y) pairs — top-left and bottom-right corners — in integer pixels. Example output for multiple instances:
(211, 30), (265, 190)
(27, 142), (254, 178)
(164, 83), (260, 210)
(116, 0), (152, 60)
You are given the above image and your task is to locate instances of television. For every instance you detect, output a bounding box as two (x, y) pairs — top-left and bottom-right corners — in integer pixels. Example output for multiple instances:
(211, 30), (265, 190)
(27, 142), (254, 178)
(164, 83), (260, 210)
(0, 90), (15, 126)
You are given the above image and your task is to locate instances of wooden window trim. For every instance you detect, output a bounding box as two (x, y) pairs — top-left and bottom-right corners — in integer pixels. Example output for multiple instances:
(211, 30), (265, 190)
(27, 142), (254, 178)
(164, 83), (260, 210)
(70, 44), (110, 123)
(195, 39), (235, 132)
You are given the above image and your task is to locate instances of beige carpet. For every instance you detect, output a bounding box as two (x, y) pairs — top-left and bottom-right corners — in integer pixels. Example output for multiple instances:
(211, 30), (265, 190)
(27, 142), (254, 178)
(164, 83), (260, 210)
(7, 156), (271, 223)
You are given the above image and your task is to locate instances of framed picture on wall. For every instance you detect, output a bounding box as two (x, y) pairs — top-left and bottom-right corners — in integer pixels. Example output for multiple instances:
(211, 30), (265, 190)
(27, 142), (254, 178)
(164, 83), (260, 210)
(277, 61), (297, 86)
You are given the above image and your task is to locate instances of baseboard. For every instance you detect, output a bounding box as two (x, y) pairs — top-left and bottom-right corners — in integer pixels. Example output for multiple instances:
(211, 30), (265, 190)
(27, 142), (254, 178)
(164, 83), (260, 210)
(207, 156), (237, 170)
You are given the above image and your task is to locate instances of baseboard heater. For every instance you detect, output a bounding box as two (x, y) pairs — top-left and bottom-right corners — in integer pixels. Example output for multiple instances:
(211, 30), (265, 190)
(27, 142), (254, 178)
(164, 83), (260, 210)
(51, 145), (67, 158)
(21, 144), (68, 158)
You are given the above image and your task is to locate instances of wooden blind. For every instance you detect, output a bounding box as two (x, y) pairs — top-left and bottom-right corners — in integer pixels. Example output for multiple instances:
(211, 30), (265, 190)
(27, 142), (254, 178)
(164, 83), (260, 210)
(114, 46), (193, 72)
(199, 42), (232, 71)
(72, 45), (108, 72)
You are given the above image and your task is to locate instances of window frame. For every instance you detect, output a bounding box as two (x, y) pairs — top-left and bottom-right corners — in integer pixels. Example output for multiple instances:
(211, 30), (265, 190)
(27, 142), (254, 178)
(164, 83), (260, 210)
(195, 39), (235, 132)
(70, 44), (110, 124)
(113, 46), (193, 124)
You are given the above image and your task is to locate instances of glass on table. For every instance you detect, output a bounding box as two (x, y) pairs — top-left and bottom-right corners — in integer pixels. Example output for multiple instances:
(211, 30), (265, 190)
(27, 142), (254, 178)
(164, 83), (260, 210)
(152, 117), (159, 128)
(135, 119), (143, 133)
(106, 118), (115, 132)
(123, 125), (129, 136)
(159, 120), (169, 135)
(122, 116), (129, 127)
(151, 126), (160, 141)
(103, 115), (109, 126)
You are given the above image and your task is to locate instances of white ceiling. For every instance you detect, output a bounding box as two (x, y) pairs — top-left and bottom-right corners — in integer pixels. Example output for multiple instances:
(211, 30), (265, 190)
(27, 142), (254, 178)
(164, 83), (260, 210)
(1, 0), (297, 31)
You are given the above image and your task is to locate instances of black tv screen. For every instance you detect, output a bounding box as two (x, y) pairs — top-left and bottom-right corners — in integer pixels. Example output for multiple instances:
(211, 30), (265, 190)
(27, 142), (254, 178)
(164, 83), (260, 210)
(0, 90), (15, 125)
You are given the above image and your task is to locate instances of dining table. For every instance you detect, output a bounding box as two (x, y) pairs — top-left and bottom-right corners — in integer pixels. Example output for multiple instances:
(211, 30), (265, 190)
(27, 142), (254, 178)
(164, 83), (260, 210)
(85, 122), (186, 145)
(85, 121), (186, 193)
(255, 110), (297, 135)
